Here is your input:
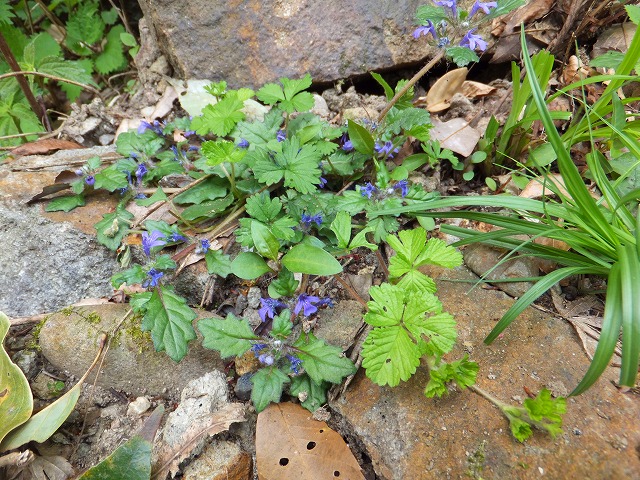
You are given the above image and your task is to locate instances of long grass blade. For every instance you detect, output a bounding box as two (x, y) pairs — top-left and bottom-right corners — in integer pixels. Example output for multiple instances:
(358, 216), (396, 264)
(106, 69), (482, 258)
(619, 244), (640, 387)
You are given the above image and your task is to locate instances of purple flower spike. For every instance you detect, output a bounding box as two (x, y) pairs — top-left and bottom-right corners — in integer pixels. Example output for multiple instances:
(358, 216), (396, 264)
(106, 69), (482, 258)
(294, 293), (321, 317)
(460, 29), (488, 51)
(137, 120), (152, 134)
(360, 182), (378, 199)
(413, 21), (437, 39)
(135, 163), (148, 184)
(342, 140), (354, 152)
(237, 138), (250, 148)
(435, 0), (457, 16)
(142, 268), (164, 288)
(301, 213), (323, 229)
(142, 230), (166, 257)
(276, 130), (286, 142)
(258, 298), (286, 323)
(319, 176), (327, 188)
(374, 141), (400, 159)
(469, 0), (497, 18)
(85, 175), (95, 186)
(286, 354), (303, 374)
(196, 238), (211, 254)
(394, 179), (409, 198)
(169, 232), (186, 242)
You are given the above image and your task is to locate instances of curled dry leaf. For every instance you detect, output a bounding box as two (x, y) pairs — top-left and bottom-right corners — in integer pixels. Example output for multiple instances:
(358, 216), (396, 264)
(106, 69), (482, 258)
(424, 68), (468, 112)
(9, 139), (85, 157)
(256, 402), (364, 480)
(562, 55), (589, 85)
(460, 80), (496, 99)
(4, 454), (75, 480)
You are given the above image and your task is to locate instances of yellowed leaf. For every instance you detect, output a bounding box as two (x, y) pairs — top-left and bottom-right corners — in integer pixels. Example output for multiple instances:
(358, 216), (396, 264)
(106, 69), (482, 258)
(256, 402), (364, 480)
(460, 80), (496, 99)
(425, 68), (468, 112)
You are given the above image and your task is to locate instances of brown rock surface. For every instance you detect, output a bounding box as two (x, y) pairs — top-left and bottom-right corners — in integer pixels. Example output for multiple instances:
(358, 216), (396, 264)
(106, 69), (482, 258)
(331, 266), (640, 479)
(182, 440), (252, 480)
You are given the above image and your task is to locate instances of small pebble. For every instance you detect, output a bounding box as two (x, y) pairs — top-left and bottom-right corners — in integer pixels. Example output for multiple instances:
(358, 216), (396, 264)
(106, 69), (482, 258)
(127, 396), (151, 416)
(234, 373), (253, 401)
(573, 428), (582, 435)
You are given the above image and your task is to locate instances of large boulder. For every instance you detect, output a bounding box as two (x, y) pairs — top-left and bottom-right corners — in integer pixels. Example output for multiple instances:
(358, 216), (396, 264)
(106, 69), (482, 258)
(136, 0), (453, 89)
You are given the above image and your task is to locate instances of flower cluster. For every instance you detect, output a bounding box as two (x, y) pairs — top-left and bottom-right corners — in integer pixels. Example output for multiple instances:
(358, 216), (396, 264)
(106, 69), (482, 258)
(142, 230), (166, 257)
(258, 293), (333, 323)
(374, 141), (400, 159)
(300, 213), (323, 230)
(195, 238), (211, 254)
(250, 342), (303, 374)
(359, 180), (410, 200)
(138, 119), (165, 135)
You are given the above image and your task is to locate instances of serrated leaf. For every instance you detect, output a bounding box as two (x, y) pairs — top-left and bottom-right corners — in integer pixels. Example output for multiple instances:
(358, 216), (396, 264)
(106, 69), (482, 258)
(349, 227), (378, 251)
(523, 389), (566, 436)
(94, 165), (129, 191)
(0, 0), (15, 26)
(66, 2), (104, 53)
(234, 107), (284, 146)
(408, 312), (457, 357)
(116, 130), (164, 157)
(364, 283), (441, 327)
(362, 326), (421, 387)
(293, 332), (356, 385)
(0, 311), (33, 445)
(202, 139), (246, 166)
(45, 194), (85, 212)
(268, 267), (299, 298)
(245, 192), (283, 222)
(111, 264), (146, 288)
(37, 57), (95, 86)
(95, 205), (133, 251)
(256, 83), (286, 105)
(415, 4), (448, 24)
(198, 314), (259, 357)
(281, 243), (342, 275)
(231, 252), (272, 280)
(508, 414), (533, 442)
(257, 74), (315, 113)
(270, 311), (292, 339)
(289, 375), (327, 412)
(140, 287), (196, 362)
(424, 356), (478, 398)
(251, 368), (289, 412)
(445, 46), (480, 67)
(347, 120), (375, 154)
(191, 91), (246, 136)
(95, 25), (127, 74)
(384, 107), (431, 136)
(205, 249), (232, 278)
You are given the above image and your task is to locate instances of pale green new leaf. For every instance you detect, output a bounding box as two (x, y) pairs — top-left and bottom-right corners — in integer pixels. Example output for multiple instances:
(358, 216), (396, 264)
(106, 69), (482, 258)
(364, 283), (405, 327)
(245, 193), (283, 222)
(141, 287), (197, 362)
(523, 389), (566, 437)
(198, 314), (259, 357)
(66, 2), (104, 53)
(192, 92), (246, 136)
(281, 243), (342, 275)
(95, 205), (133, 251)
(361, 326), (421, 387)
(202, 139), (246, 166)
(407, 312), (457, 357)
(424, 356), (479, 398)
(293, 332), (356, 385)
(330, 211), (352, 249)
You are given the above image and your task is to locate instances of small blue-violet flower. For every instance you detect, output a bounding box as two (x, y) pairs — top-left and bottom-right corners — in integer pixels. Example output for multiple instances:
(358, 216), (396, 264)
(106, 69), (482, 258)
(258, 298), (286, 323)
(196, 238), (211, 254)
(294, 294), (321, 317)
(142, 268), (164, 288)
(360, 182), (378, 199)
(135, 163), (148, 184)
(168, 232), (186, 243)
(137, 120), (164, 135)
(258, 353), (275, 366)
(286, 354), (303, 374)
(413, 21), (437, 39)
(460, 29), (488, 51)
(276, 130), (286, 142)
(435, 0), (457, 15)
(301, 213), (323, 229)
(236, 138), (250, 148)
(251, 343), (267, 355)
(142, 230), (166, 257)
(85, 175), (95, 186)
(469, 0), (497, 17)
(319, 176), (328, 188)
(374, 141), (400, 159)
(394, 179), (409, 198)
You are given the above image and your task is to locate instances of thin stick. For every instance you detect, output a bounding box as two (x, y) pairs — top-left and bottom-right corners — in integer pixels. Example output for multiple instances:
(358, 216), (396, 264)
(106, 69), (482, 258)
(377, 50), (445, 122)
(375, 248), (389, 279)
(333, 274), (369, 309)
(0, 71), (102, 97)
(9, 313), (49, 326)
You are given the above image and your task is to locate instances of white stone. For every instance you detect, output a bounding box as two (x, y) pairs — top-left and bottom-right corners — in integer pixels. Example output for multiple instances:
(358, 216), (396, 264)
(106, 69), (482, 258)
(127, 396), (152, 416)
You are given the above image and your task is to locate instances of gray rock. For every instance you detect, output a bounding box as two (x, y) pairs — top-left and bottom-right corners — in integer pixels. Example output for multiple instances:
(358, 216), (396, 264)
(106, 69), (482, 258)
(136, 0), (454, 89)
(12, 349), (38, 378)
(246, 287), (262, 309)
(314, 300), (365, 351)
(234, 373), (254, 402)
(38, 303), (225, 399)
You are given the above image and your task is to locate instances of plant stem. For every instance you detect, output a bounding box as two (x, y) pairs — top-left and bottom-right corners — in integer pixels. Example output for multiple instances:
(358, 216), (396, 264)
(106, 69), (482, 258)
(0, 70), (102, 97)
(377, 50), (445, 122)
(468, 384), (508, 410)
(333, 274), (369, 309)
(0, 33), (49, 131)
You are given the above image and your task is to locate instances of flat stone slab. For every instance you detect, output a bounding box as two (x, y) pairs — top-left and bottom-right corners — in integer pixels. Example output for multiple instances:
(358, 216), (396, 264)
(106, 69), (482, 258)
(331, 266), (640, 479)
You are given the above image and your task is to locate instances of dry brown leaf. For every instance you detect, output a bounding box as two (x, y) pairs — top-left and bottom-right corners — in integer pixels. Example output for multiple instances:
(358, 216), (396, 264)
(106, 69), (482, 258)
(519, 173), (569, 199)
(562, 55), (589, 85)
(460, 80), (496, 99)
(152, 403), (246, 480)
(256, 402), (364, 480)
(425, 67), (468, 112)
(491, 0), (554, 37)
(592, 23), (637, 58)
(4, 455), (75, 480)
(9, 139), (85, 157)
(429, 118), (480, 157)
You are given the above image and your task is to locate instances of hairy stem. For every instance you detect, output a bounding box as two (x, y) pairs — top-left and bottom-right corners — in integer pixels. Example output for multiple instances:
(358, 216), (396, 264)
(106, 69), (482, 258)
(0, 70), (102, 97)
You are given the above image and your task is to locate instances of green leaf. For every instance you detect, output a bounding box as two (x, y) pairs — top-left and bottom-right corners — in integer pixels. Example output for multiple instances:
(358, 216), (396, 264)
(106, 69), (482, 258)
(45, 194), (85, 212)
(245, 192), (283, 222)
(120, 32), (137, 47)
(268, 268), (299, 298)
(111, 264), (146, 288)
(257, 74), (314, 113)
(415, 4), (448, 24)
(191, 91), (246, 136)
(370, 72), (394, 100)
(486, 0), (526, 20)
(37, 57), (95, 86)
(94, 165), (129, 191)
(198, 314), (259, 357)
(349, 227), (378, 251)
(205, 249), (232, 278)
(361, 326), (421, 387)
(424, 356), (479, 398)
(281, 243), (342, 275)
(0, 312), (33, 445)
(95, 25), (127, 74)
(66, 2), (104, 53)
(180, 194), (234, 222)
(290, 375), (327, 412)
(384, 108), (431, 136)
(293, 332), (356, 385)
(174, 177), (227, 205)
(116, 130), (164, 157)
(507, 412), (533, 442)
(256, 83), (286, 105)
(251, 221), (280, 261)
(135, 187), (168, 207)
(524, 389), (566, 429)
(253, 136), (322, 193)
(270, 311), (292, 339)
(77, 406), (163, 480)
(231, 252), (272, 280)
(153, 254), (177, 271)
(95, 205), (133, 251)
(445, 46), (480, 67)
(626, 4), (640, 24)
(347, 120), (375, 154)
(330, 211), (352, 249)
(140, 287), (197, 362)
(251, 368), (289, 412)
(409, 312), (457, 357)
(0, 0), (16, 26)
(202, 139), (247, 167)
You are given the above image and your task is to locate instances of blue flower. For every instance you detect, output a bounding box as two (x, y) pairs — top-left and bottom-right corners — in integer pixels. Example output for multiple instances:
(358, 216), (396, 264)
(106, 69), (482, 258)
(301, 213), (323, 229)
(469, 0), (497, 17)
(137, 120), (164, 135)
(258, 353), (274, 366)
(251, 343), (267, 355)
(319, 176), (328, 188)
(460, 29), (488, 51)
(142, 230), (166, 257)
(286, 354), (303, 374)
(374, 141), (400, 159)
(258, 298), (286, 323)
(435, 0), (457, 15)
(236, 138), (250, 148)
(394, 179), (409, 198)
(135, 163), (148, 184)
(276, 130), (286, 142)
(85, 175), (95, 186)
(170, 145), (181, 162)
(317, 297), (334, 308)
(196, 238), (211, 254)
(168, 232), (186, 242)
(75, 169), (84, 176)
(360, 182), (378, 199)
(294, 294), (321, 317)
(413, 21), (437, 39)
(142, 268), (164, 288)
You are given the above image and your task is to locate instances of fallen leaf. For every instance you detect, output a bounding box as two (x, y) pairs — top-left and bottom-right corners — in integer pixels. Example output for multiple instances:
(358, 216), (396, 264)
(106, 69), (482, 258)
(152, 403), (246, 479)
(562, 55), (589, 85)
(9, 139), (85, 157)
(592, 23), (637, 58)
(429, 118), (480, 157)
(519, 173), (570, 199)
(425, 68), (468, 112)
(5, 454), (75, 480)
(146, 86), (179, 121)
(460, 80), (496, 99)
(256, 402), (364, 480)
